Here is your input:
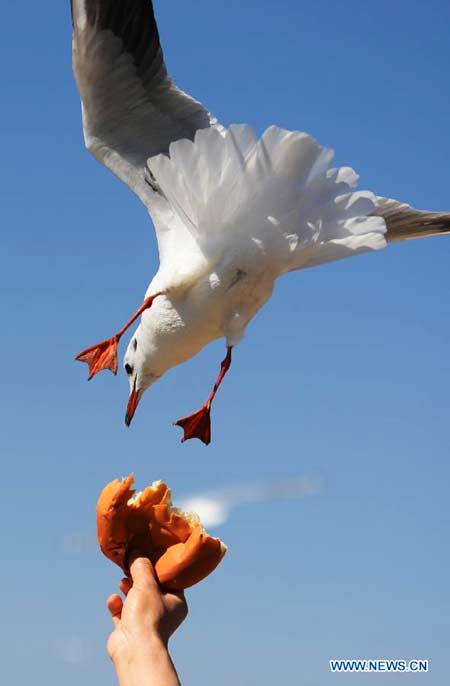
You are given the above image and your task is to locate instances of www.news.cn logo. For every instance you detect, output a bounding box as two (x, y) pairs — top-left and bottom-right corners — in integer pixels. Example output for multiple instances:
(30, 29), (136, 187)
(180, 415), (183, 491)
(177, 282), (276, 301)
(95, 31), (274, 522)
(329, 659), (429, 673)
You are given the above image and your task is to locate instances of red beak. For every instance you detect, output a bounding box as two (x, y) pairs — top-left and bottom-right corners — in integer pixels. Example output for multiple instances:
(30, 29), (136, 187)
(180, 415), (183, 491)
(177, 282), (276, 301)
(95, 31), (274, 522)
(125, 381), (141, 427)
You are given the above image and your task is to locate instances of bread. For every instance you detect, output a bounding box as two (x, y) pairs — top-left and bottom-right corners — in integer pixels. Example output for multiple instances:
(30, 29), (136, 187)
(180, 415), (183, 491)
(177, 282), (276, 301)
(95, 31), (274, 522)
(97, 474), (227, 590)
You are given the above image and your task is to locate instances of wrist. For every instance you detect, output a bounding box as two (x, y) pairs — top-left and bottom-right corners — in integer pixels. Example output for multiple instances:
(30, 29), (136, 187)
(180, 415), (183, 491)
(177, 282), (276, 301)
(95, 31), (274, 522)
(114, 637), (180, 686)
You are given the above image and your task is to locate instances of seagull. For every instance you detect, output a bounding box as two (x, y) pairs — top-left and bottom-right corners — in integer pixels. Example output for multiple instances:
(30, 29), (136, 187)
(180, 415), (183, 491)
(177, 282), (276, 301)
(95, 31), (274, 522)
(71, 0), (450, 445)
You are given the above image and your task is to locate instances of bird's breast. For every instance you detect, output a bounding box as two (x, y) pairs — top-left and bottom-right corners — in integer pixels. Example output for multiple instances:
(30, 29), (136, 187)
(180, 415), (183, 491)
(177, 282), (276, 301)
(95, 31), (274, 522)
(139, 264), (275, 374)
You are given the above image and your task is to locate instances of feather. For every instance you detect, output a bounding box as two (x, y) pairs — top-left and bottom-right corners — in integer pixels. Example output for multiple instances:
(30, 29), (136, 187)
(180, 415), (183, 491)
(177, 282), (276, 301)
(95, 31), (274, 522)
(373, 197), (450, 242)
(71, 0), (219, 209)
(148, 125), (387, 277)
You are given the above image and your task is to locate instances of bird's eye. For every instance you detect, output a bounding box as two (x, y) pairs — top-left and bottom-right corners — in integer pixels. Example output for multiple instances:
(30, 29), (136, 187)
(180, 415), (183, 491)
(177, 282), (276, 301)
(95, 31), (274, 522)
(133, 339), (138, 351)
(125, 363), (134, 375)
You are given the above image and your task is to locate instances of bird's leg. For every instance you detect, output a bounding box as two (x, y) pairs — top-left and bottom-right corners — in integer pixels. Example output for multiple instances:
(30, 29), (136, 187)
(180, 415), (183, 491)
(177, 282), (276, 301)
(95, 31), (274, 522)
(76, 292), (164, 380)
(174, 347), (233, 446)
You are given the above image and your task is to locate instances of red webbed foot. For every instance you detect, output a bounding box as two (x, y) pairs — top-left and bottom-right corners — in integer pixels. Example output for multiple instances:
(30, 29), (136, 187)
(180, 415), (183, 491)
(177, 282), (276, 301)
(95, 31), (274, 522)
(174, 405), (212, 446)
(75, 291), (164, 382)
(76, 335), (119, 380)
(174, 347), (233, 446)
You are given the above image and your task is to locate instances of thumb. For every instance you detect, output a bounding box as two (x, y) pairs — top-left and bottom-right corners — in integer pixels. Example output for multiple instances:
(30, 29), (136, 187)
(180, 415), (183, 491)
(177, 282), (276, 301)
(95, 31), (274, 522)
(129, 554), (160, 594)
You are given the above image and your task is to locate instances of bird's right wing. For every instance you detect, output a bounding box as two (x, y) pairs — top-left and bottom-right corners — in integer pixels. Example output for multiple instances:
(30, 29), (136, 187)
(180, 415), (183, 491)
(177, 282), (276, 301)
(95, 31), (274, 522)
(71, 0), (220, 209)
(373, 197), (450, 243)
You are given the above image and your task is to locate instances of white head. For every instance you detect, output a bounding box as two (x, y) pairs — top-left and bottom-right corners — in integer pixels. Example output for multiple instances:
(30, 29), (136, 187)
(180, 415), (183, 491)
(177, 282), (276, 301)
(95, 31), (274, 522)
(123, 328), (161, 426)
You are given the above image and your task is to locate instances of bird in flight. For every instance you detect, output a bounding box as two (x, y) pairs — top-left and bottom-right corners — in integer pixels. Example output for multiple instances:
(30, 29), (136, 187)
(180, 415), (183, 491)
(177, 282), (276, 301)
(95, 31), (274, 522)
(71, 0), (450, 445)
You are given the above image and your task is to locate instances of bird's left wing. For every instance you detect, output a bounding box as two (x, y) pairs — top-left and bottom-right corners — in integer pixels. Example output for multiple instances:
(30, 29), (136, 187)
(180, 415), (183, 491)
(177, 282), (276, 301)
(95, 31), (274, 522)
(71, 0), (219, 208)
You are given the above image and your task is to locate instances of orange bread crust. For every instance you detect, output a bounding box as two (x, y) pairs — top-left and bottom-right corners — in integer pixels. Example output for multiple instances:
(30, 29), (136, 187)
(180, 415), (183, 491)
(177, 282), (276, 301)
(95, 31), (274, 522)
(96, 475), (227, 590)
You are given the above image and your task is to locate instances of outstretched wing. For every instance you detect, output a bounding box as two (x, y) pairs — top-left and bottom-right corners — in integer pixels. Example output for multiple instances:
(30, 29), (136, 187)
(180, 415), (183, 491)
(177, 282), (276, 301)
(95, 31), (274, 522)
(373, 197), (450, 243)
(71, 0), (219, 207)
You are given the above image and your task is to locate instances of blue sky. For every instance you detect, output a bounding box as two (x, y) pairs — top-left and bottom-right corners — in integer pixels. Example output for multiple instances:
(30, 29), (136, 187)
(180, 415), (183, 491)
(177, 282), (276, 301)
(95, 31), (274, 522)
(1, 0), (449, 684)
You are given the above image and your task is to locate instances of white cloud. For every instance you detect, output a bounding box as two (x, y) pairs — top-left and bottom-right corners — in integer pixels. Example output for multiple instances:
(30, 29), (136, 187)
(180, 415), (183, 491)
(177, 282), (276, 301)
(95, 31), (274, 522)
(179, 474), (321, 529)
(181, 496), (229, 528)
(57, 637), (94, 665)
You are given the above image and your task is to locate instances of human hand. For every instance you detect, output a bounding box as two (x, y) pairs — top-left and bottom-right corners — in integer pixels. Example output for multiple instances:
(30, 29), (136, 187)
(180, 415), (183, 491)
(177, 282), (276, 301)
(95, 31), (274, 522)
(106, 555), (188, 686)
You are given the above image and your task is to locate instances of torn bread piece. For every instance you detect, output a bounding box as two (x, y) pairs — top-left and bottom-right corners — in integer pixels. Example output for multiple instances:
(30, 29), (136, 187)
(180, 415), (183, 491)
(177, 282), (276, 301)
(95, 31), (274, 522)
(97, 474), (227, 590)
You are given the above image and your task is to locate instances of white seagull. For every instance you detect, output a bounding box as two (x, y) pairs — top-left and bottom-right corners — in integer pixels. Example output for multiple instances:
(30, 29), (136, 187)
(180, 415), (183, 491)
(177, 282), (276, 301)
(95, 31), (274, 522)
(72, 0), (450, 445)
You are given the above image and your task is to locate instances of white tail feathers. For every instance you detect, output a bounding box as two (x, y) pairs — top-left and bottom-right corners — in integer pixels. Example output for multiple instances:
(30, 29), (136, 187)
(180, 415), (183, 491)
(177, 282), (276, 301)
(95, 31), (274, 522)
(148, 124), (387, 274)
